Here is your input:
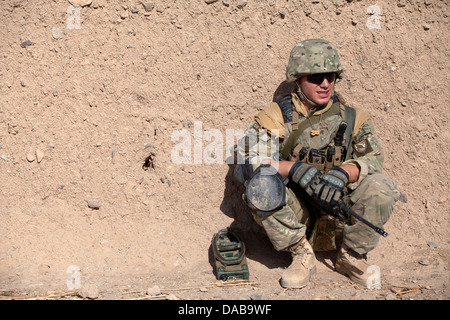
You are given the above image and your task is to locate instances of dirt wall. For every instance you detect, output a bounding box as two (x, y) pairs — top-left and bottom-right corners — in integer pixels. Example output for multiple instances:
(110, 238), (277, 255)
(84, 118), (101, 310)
(0, 0), (448, 300)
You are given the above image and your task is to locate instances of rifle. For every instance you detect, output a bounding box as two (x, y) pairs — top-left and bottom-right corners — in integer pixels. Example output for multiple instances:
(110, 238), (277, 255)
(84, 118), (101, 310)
(332, 200), (388, 238)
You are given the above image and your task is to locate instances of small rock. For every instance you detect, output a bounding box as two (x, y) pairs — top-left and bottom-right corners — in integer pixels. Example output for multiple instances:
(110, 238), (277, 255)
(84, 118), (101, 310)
(205, 0), (219, 4)
(303, 7), (312, 16)
(222, 0), (230, 6)
(146, 285), (161, 296)
(86, 198), (101, 210)
(423, 23), (431, 30)
(26, 152), (35, 162)
(156, 5), (166, 13)
(69, 0), (92, 7)
(418, 259), (430, 266)
(120, 10), (129, 19)
(199, 287), (208, 292)
(20, 40), (34, 48)
(78, 283), (99, 299)
(236, 0), (248, 9)
(38, 264), (51, 273)
(166, 293), (180, 300)
(36, 149), (44, 163)
(427, 241), (438, 248)
(142, 2), (155, 12)
(437, 196), (447, 204)
(51, 27), (65, 40)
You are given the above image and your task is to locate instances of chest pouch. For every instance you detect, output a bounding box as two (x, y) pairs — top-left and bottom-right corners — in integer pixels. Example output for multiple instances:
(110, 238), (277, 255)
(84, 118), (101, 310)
(288, 121), (348, 173)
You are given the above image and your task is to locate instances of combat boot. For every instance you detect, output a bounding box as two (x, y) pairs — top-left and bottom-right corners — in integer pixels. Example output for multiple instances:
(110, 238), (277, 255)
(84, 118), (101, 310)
(280, 238), (316, 288)
(335, 245), (376, 288)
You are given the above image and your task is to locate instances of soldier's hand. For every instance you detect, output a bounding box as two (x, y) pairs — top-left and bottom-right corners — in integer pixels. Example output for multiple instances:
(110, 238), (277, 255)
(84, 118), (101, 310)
(288, 161), (322, 197)
(312, 167), (349, 209)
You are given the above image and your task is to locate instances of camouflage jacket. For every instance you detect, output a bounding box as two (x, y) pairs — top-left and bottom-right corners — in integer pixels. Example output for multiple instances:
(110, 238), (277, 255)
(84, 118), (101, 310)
(235, 92), (384, 190)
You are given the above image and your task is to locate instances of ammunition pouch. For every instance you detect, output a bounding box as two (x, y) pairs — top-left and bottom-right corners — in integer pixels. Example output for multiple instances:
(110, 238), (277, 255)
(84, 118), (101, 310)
(287, 119), (348, 172)
(289, 144), (346, 172)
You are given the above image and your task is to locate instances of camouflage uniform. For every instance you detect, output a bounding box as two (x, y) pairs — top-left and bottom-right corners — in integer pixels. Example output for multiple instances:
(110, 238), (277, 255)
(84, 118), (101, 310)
(234, 40), (400, 256)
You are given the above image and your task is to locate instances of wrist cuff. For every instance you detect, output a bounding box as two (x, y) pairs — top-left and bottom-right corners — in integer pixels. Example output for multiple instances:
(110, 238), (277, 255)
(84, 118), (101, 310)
(330, 166), (349, 182)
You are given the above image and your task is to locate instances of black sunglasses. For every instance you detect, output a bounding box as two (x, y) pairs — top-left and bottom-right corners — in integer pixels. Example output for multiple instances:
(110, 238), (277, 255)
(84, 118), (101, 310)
(306, 73), (337, 85)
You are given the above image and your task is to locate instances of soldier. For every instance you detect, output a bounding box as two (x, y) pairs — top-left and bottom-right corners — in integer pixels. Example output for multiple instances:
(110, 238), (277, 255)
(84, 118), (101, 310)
(234, 39), (400, 289)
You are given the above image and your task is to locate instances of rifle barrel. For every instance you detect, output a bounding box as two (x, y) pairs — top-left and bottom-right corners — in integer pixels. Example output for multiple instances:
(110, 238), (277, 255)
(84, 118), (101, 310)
(337, 201), (388, 238)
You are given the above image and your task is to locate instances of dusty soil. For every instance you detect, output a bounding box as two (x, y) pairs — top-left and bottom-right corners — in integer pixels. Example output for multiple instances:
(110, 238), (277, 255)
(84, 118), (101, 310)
(0, 0), (448, 301)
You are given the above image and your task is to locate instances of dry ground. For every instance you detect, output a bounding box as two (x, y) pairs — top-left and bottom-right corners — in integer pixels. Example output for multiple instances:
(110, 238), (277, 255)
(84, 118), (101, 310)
(0, 0), (448, 300)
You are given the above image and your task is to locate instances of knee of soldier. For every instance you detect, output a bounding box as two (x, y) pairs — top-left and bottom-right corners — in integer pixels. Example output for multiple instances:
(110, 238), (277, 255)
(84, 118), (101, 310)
(250, 189), (307, 251)
(258, 205), (306, 251)
(233, 163), (254, 185)
(350, 173), (400, 215)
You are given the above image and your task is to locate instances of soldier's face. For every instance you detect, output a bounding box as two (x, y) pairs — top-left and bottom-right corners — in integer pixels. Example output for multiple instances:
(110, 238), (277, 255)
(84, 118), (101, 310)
(298, 73), (335, 107)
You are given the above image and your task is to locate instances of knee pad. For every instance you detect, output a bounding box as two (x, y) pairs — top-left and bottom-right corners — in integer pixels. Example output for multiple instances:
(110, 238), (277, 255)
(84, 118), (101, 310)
(244, 164), (287, 217)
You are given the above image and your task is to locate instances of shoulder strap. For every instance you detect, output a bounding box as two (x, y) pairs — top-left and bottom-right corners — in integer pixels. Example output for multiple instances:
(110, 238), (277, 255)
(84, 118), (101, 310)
(343, 105), (356, 160)
(276, 95), (293, 123)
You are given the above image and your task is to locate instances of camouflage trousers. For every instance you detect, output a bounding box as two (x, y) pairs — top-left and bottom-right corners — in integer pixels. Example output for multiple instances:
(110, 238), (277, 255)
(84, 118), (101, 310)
(250, 173), (400, 255)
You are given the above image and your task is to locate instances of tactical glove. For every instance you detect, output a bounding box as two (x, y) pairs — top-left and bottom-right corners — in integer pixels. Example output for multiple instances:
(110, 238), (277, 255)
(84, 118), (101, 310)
(312, 166), (349, 209)
(288, 161), (322, 197)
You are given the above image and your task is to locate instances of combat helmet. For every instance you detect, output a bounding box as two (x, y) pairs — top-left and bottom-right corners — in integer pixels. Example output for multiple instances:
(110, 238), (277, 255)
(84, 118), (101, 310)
(286, 39), (344, 83)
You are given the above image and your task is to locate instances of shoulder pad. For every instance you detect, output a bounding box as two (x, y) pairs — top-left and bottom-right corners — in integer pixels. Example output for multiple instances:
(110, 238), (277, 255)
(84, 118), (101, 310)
(352, 107), (371, 137)
(254, 102), (286, 138)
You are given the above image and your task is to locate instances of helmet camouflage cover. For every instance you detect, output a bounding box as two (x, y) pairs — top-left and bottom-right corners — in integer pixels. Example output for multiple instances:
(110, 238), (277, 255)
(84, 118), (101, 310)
(286, 39), (344, 83)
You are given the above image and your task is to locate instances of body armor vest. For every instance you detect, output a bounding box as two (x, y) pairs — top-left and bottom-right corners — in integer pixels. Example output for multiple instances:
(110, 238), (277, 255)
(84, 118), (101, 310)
(278, 94), (355, 173)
